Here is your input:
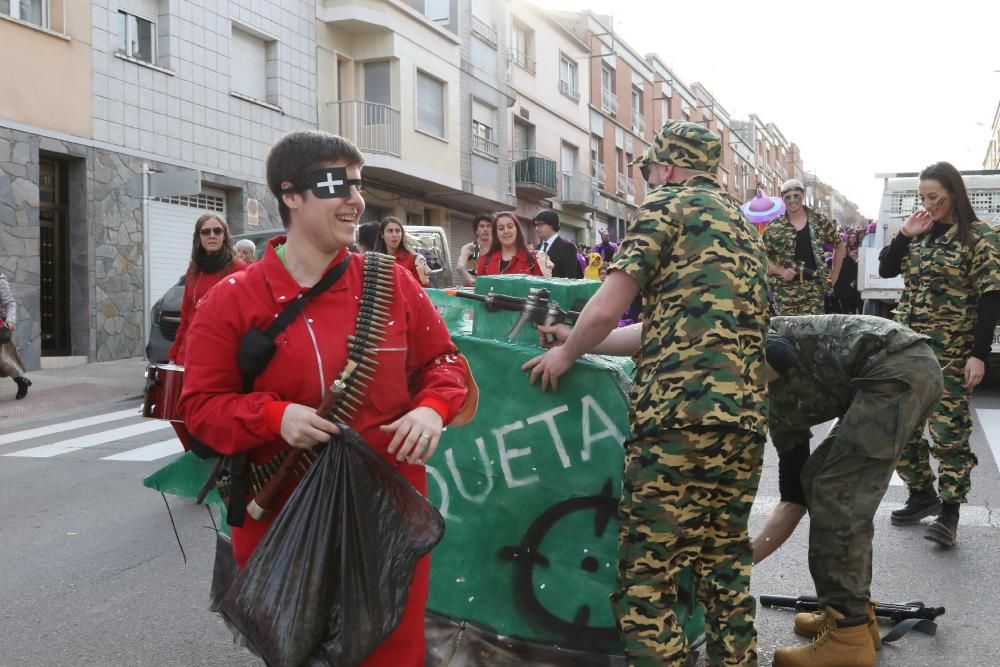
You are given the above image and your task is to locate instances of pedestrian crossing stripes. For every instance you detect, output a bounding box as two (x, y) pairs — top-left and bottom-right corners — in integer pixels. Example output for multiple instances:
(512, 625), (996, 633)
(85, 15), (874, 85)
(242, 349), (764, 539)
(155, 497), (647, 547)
(0, 407), (184, 462)
(5, 420), (171, 458)
(0, 406), (997, 468)
(102, 438), (184, 462)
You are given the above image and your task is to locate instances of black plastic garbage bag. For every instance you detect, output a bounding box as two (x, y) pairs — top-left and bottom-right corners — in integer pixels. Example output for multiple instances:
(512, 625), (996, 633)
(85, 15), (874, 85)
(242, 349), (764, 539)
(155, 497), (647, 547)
(217, 426), (445, 667)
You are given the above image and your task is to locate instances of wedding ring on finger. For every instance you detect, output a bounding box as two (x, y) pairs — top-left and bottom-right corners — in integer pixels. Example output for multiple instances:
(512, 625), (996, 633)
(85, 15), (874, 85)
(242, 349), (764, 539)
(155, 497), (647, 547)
(420, 434), (431, 440)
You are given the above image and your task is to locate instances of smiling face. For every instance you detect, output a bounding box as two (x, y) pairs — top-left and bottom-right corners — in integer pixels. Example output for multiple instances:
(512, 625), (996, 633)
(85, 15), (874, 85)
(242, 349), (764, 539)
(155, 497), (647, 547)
(382, 221), (404, 253)
(197, 216), (226, 253)
(783, 189), (804, 214)
(918, 178), (954, 222)
(281, 161), (364, 253)
(495, 215), (520, 250)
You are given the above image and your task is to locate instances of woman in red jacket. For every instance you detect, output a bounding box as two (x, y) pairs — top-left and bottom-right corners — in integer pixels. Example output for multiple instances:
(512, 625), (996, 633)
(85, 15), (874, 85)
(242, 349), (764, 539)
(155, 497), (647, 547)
(178, 130), (473, 667)
(476, 211), (543, 277)
(168, 213), (246, 365)
(375, 216), (430, 286)
(167, 214), (245, 451)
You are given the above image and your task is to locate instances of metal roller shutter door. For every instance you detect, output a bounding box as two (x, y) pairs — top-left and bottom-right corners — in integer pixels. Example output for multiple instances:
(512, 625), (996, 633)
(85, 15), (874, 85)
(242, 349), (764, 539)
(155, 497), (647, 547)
(147, 190), (226, 303)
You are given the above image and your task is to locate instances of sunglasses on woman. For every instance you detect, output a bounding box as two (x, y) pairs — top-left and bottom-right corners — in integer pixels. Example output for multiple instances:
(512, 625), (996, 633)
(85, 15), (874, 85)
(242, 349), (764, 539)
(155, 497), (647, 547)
(200, 227), (225, 236)
(782, 192), (803, 202)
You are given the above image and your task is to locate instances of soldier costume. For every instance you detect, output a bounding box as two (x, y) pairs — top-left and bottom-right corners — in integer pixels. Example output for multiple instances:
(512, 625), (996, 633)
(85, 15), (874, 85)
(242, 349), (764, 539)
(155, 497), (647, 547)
(609, 121), (770, 667)
(879, 217), (1000, 541)
(762, 194), (840, 315)
(766, 315), (943, 667)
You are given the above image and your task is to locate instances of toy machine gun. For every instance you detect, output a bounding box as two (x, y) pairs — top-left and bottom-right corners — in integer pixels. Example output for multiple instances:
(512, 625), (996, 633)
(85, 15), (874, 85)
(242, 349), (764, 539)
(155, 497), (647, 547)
(445, 287), (580, 344)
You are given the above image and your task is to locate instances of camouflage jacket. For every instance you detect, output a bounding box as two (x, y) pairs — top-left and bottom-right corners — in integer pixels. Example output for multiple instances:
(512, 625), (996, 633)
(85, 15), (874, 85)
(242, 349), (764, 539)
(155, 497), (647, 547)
(892, 220), (1000, 358)
(768, 314), (928, 451)
(761, 207), (839, 285)
(610, 173), (770, 438)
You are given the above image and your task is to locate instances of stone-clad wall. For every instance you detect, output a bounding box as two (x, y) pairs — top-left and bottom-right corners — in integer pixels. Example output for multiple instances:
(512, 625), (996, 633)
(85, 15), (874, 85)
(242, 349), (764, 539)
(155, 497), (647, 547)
(0, 126), (282, 366)
(0, 128), (41, 369)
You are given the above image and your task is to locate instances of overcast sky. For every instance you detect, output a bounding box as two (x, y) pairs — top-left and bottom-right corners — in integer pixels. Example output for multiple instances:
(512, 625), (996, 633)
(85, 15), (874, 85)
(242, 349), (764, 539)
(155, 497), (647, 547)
(535, 0), (1000, 218)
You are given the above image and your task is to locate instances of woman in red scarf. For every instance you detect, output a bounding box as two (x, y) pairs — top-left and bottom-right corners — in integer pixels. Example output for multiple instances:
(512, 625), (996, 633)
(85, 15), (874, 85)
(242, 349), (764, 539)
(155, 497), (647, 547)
(476, 212), (543, 277)
(168, 213), (246, 450)
(375, 216), (429, 286)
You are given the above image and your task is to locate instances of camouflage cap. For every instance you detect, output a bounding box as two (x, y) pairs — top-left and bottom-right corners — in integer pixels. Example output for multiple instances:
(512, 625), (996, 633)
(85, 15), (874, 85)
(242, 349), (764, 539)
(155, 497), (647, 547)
(629, 120), (722, 173)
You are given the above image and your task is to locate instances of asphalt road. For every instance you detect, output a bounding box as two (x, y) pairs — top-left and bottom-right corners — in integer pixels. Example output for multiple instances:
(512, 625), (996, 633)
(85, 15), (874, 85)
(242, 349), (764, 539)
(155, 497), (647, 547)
(0, 382), (997, 667)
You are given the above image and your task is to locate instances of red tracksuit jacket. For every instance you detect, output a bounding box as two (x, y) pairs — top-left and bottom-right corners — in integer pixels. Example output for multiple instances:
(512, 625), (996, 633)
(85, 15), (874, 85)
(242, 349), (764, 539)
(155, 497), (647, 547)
(178, 239), (469, 666)
(168, 259), (247, 365)
(475, 248), (542, 277)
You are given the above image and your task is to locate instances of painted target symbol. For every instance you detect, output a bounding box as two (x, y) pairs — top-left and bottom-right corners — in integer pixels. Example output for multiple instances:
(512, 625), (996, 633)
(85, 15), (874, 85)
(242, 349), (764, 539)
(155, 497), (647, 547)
(498, 479), (620, 652)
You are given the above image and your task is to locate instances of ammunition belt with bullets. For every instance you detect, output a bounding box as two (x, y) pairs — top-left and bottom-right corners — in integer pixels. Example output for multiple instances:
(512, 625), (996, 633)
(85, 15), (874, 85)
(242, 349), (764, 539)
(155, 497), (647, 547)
(215, 252), (397, 505)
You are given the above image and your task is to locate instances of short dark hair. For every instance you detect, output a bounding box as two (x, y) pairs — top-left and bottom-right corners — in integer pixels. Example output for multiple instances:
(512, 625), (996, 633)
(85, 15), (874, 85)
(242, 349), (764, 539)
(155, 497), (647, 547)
(356, 221), (380, 251)
(265, 130), (364, 229)
(533, 209), (560, 231)
(473, 212), (493, 228)
(765, 332), (799, 377)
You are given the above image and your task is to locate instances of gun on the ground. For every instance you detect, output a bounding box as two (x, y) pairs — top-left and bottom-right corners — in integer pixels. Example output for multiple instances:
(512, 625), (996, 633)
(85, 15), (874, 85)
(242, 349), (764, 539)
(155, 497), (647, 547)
(445, 287), (580, 344)
(760, 595), (945, 623)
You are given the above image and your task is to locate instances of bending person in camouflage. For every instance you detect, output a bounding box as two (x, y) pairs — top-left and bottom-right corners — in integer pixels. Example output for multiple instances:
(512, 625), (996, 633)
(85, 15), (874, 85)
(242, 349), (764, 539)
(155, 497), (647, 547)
(523, 120), (770, 667)
(753, 315), (943, 667)
(762, 179), (845, 315)
(878, 162), (1000, 546)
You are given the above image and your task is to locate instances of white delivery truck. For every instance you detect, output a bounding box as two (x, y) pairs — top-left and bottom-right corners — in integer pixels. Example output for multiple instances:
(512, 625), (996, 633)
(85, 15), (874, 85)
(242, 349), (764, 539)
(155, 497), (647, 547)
(858, 170), (1000, 363)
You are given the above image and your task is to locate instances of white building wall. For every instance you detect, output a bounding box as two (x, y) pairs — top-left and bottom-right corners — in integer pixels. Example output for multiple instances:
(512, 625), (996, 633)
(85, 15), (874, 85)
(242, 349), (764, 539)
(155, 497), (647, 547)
(92, 0), (317, 183)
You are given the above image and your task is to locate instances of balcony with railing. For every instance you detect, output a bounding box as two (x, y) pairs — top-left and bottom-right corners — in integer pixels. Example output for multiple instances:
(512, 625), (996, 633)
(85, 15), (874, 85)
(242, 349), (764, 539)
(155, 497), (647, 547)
(632, 109), (646, 135)
(559, 79), (580, 102)
(510, 48), (536, 75)
(615, 171), (627, 196)
(601, 87), (618, 116)
(513, 150), (557, 198)
(626, 177), (637, 204)
(471, 132), (499, 160)
(471, 15), (498, 47)
(591, 160), (606, 189)
(326, 101), (401, 157)
(560, 171), (599, 209)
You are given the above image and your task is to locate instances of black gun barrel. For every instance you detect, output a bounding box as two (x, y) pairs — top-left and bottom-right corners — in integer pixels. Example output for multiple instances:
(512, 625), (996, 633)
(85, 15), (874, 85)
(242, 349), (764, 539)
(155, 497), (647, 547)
(760, 595), (945, 622)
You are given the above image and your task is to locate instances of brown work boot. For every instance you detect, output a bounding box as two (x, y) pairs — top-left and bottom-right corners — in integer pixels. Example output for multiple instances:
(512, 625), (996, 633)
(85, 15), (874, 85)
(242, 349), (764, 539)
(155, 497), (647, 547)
(793, 602), (880, 650)
(775, 607), (876, 667)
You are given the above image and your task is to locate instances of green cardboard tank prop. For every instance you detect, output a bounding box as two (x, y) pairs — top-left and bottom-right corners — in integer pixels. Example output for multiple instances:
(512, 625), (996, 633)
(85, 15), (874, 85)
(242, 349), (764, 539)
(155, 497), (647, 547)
(144, 275), (705, 662)
(425, 277), (704, 660)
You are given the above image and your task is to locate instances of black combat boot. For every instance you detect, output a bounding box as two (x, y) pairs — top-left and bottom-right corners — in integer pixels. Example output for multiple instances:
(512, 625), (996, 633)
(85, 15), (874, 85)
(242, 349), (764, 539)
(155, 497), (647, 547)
(924, 502), (960, 547)
(890, 487), (940, 525)
(14, 376), (30, 400)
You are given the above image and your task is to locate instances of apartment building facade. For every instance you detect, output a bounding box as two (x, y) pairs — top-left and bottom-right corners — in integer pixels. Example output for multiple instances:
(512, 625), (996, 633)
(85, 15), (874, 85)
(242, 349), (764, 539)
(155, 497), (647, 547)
(506, 1), (594, 244)
(0, 0), (317, 365)
(317, 0), (517, 266)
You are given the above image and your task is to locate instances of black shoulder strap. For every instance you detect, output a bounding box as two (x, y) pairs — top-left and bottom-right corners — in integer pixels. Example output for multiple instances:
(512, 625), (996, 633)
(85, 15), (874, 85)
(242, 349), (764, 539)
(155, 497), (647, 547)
(237, 254), (353, 394)
(263, 254), (353, 340)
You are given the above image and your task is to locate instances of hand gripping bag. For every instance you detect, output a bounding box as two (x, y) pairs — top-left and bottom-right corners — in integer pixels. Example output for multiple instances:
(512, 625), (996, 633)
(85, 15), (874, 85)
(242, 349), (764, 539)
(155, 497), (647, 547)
(217, 426), (445, 666)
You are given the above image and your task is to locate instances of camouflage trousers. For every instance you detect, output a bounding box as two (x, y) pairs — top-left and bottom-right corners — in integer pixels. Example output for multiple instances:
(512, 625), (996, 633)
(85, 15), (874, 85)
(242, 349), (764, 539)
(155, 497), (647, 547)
(895, 349), (978, 503)
(771, 280), (825, 315)
(613, 428), (763, 667)
(800, 343), (943, 617)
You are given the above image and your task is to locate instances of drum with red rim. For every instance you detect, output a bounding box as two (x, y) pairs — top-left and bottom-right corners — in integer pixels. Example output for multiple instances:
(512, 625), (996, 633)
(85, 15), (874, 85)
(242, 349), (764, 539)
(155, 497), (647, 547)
(142, 363), (185, 422)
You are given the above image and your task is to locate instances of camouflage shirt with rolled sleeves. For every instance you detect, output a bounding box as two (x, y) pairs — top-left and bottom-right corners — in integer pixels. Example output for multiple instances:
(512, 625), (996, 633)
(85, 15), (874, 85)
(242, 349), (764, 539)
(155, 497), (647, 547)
(767, 314), (929, 453)
(609, 173), (771, 438)
(893, 220), (1000, 358)
(762, 207), (840, 283)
